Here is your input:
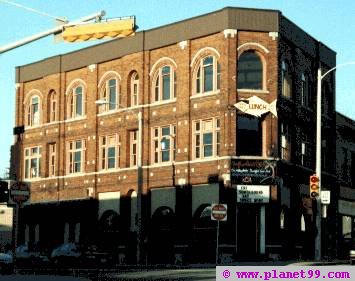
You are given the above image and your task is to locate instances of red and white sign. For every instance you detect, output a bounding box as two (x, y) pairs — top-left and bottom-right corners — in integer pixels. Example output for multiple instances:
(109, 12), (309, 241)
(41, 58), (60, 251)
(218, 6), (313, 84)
(10, 181), (30, 204)
(211, 204), (227, 221)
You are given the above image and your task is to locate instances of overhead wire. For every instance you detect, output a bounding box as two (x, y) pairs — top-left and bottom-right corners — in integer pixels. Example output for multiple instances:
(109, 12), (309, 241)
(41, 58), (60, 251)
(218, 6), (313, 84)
(0, 0), (66, 22)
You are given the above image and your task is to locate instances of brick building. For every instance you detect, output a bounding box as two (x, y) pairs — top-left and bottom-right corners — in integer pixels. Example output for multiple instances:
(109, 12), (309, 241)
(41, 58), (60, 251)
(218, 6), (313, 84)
(336, 112), (355, 258)
(11, 7), (337, 263)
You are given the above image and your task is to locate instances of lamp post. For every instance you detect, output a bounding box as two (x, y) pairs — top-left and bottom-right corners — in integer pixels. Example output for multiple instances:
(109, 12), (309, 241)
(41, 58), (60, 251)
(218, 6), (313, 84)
(95, 100), (143, 264)
(315, 62), (355, 261)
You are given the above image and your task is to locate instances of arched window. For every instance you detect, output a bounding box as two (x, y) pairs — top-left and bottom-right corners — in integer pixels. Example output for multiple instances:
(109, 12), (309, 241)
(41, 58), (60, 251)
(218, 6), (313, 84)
(301, 73), (310, 107)
(48, 90), (57, 123)
(26, 95), (41, 127)
(98, 73), (119, 112)
(237, 51), (263, 90)
(153, 65), (176, 102)
(282, 61), (292, 99)
(195, 55), (220, 94)
(66, 81), (85, 119)
(129, 71), (139, 107)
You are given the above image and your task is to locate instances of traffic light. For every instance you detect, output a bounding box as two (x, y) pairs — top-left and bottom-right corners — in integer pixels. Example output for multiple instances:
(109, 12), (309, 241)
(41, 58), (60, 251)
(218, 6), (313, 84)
(310, 174), (319, 199)
(62, 17), (136, 42)
(0, 180), (9, 203)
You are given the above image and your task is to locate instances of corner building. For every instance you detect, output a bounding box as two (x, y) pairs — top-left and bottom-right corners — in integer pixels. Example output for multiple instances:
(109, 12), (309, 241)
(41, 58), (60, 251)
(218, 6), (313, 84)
(12, 7), (337, 263)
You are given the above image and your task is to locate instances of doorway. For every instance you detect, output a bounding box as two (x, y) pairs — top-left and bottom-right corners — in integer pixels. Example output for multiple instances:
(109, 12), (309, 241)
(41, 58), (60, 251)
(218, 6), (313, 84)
(237, 206), (259, 257)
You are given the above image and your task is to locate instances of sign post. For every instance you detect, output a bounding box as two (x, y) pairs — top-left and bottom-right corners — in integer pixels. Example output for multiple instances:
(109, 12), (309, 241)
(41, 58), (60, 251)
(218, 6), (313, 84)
(211, 204), (227, 264)
(9, 181), (30, 272)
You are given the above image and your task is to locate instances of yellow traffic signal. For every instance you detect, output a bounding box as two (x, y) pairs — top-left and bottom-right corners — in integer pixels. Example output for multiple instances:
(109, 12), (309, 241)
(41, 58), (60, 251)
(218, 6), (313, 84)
(62, 16), (136, 42)
(310, 174), (319, 199)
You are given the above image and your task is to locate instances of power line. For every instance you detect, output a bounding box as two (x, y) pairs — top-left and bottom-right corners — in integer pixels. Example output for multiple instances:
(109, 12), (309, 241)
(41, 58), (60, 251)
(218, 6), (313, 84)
(0, 0), (66, 22)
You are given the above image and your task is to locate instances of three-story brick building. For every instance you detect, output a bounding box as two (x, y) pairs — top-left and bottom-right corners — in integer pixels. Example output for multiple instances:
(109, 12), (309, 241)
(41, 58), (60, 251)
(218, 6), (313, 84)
(11, 7), (337, 263)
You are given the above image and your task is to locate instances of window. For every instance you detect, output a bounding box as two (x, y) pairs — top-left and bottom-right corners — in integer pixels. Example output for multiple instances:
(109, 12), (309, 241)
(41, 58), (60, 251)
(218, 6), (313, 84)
(48, 143), (56, 177)
(153, 65), (176, 102)
(300, 136), (312, 168)
(67, 84), (85, 119)
(282, 61), (292, 99)
(152, 125), (176, 164)
(237, 51), (263, 90)
(193, 118), (220, 159)
(301, 73), (310, 107)
(24, 146), (41, 179)
(99, 135), (120, 170)
(130, 130), (138, 167)
(99, 78), (118, 112)
(48, 90), (57, 123)
(281, 123), (291, 161)
(26, 95), (40, 127)
(322, 82), (332, 116)
(237, 115), (262, 156)
(67, 140), (86, 174)
(130, 72), (139, 107)
(195, 56), (220, 94)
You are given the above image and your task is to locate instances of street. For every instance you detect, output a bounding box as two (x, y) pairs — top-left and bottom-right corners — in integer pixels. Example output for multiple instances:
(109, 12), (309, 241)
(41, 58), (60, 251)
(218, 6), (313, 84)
(1, 260), (349, 281)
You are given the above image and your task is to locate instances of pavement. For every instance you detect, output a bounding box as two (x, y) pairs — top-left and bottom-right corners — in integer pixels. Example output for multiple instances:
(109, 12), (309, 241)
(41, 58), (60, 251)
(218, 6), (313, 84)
(6, 259), (351, 281)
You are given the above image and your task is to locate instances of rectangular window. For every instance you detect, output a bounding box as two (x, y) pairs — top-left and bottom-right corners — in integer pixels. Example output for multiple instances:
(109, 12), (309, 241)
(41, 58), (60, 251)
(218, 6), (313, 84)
(48, 143), (56, 177)
(281, 123), (291, 161)
(151, 125), (176, 164)
(67, 140), (85, 174)
(130, 130), (138, 167)
(24, 146), (42, 179)
(237, 115), (262, 156)
(99, 135), (120, 170)
(193, 118), (220, 159)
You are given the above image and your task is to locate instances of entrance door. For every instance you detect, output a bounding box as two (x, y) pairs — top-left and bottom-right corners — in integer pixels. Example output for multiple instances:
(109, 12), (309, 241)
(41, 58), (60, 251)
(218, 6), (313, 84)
(237, 206), (259, 257)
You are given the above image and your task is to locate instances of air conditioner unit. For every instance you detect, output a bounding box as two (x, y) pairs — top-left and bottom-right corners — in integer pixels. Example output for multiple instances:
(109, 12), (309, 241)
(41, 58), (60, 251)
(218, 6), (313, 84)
(86, 187), (94, 198)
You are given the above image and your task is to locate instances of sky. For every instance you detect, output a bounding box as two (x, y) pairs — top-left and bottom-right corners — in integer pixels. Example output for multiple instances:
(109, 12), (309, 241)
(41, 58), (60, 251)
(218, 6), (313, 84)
(0, 0), (354, 177)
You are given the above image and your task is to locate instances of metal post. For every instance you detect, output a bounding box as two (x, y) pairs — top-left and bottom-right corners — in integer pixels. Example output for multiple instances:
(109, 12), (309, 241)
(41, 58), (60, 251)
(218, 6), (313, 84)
(136, 110), (143, 264)
(315, 68), (322, 261)
(216, 220), (220, 264)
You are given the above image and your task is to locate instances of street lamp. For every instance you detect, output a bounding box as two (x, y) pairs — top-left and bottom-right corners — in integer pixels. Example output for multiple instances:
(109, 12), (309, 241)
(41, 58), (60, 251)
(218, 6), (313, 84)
(315, 62), (355, 261)
(95, 100), (143, 264)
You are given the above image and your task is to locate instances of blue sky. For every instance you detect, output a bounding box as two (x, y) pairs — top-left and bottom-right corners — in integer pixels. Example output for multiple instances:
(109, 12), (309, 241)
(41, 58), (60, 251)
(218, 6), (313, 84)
(0, 0), (354, 176)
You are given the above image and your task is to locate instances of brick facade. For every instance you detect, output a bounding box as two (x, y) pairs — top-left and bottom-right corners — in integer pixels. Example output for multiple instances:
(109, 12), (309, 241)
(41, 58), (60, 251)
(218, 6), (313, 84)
(12, 7), (338, 263)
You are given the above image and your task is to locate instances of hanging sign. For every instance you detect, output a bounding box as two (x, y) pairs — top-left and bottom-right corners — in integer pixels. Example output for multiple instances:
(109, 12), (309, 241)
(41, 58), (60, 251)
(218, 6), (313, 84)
(234, 96), (277, 117)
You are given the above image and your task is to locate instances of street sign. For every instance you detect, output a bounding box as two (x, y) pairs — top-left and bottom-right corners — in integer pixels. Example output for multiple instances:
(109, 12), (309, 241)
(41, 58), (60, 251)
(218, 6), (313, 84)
(321, 190), (331, 204)
(211, 204), (227, 221)
(10, 181), (30, 204)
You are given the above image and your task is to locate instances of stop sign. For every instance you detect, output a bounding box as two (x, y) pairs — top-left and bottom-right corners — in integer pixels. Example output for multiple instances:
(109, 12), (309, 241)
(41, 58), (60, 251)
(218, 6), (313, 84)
(211, 204), (227, 221)
(10, 181), (30, 204)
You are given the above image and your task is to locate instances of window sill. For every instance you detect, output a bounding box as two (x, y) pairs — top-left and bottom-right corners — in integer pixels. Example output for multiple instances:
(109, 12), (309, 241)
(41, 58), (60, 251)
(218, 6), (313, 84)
(190, 90), (220, 100)
(237, 89), (269, 94)
(64, 116), (87, 123)
(150, 99), (177, 107)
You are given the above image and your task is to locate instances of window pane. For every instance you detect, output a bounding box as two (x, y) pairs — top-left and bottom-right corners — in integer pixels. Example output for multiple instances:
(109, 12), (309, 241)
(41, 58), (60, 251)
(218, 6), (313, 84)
(204, 64), (213, 92)
(75, 141), (82, 149)
(196, 68), (201, 93)
(108, 147), (115, 158)
(109, 79), (116, 110)
(75, 87), (83, 116)
(162, 127), (170, 136)
(74, 151), (81, 163)
(162, 150), (170, 162)
(237, 52), (262, 89)
(203, 56), (213, 66)
(203, 133), (213, 145)
(162, 73), (171, 100)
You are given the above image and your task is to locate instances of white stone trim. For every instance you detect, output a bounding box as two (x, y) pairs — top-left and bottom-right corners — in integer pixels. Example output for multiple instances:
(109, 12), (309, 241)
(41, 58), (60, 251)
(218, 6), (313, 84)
(237, 42), (270, 54)
(223, 29), (237, 38)
(190, 47), (221, 67)
(149, 57), (178, 76)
